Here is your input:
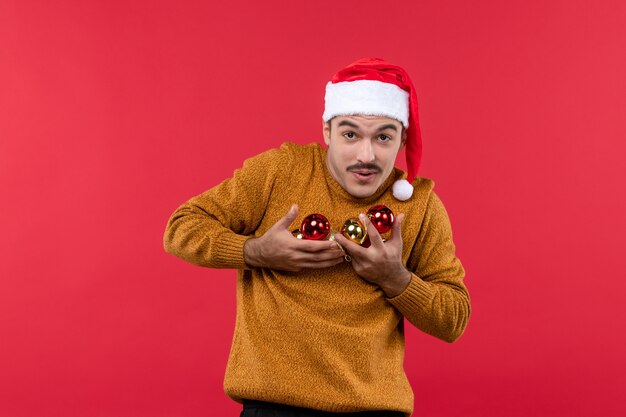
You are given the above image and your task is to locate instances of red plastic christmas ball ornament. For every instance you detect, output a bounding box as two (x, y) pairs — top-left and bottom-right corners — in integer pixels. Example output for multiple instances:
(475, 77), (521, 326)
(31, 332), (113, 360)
(367, 205), (395, 234)
(300, 213), (331, 240)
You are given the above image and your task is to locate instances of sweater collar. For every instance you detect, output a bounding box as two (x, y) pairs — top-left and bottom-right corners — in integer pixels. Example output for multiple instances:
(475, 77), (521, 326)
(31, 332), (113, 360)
(317, 144), (405, 204)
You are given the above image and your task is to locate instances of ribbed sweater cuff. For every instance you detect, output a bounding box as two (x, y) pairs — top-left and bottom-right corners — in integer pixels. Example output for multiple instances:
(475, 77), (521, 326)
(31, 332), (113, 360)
(386, 274), (433, 315)
(213, 233), (252, 270)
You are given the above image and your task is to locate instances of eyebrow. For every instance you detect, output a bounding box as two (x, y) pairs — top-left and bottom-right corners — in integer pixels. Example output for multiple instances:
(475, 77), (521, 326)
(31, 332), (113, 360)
(337, 120), (360, 129)
(336, 120), (399, 132)
(376, 124), (399, 132)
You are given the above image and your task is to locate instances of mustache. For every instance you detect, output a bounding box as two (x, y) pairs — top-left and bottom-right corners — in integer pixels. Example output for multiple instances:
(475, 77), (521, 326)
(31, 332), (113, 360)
(347, 163), (382, 173)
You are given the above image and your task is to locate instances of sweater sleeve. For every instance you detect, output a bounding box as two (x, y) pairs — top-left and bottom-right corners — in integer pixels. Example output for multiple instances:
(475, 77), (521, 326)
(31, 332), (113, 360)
(163, 145), (291, 270)
(386, 191), (471, 343)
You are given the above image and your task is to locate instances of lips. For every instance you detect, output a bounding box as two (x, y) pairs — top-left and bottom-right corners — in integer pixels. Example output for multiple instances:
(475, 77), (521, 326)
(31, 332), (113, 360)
(350, 169), (378, 182)
(346, 163), (382, 184)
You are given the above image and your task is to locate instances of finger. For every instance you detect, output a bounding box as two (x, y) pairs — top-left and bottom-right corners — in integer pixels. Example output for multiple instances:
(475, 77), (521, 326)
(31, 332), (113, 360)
(389, 212), (404, 242)
(299, 257), (345, 269)
(359, 213), (384, 249)
(294, 248), (345, 262)
(333, 233), (367, 257)
(275, 204), (299, 230)
(294, 239), (340, 253)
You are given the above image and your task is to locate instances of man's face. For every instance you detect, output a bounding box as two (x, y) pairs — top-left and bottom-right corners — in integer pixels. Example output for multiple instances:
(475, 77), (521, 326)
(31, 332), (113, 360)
(323, 115), (405, 199)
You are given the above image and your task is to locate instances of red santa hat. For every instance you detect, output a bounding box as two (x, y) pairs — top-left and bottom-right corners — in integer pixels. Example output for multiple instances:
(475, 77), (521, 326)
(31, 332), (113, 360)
(323, 58), (422, 201)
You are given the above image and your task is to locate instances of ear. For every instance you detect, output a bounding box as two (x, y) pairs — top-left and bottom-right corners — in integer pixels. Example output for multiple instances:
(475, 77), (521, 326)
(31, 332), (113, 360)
(322, 120), (331, 145)
(400, 129), (407, 149)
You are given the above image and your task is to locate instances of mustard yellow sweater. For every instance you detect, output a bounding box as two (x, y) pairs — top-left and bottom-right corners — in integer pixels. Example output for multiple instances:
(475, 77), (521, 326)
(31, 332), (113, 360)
(163, 142), (470, 415)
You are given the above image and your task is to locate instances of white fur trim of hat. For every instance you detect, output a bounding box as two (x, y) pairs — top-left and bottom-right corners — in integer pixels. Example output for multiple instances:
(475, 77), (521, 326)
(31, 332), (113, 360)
(322, 80), (410, 128)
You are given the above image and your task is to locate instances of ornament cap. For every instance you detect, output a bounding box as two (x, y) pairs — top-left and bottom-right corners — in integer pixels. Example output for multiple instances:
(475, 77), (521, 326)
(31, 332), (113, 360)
(392, 179), (414, 201)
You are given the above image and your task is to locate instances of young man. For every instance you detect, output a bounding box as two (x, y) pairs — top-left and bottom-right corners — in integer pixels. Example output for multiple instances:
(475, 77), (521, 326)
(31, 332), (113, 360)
(163, 58), (471, 416)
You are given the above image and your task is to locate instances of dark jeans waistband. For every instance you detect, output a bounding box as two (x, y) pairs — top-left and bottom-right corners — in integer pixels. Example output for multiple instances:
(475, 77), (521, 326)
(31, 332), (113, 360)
(242, 400), (404, 417)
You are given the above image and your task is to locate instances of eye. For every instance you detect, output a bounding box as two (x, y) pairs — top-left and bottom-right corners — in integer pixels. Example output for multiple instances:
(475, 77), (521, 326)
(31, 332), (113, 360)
(343, 131), (357, 140)
(378, 134), (391, 142)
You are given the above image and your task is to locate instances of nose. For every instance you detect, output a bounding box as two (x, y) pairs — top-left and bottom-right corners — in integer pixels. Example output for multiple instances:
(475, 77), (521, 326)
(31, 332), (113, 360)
(356, 139), (375, 163)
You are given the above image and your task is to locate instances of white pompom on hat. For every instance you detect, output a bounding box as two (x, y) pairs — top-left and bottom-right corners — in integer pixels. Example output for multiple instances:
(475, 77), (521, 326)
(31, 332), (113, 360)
(323, 58), (422, 201)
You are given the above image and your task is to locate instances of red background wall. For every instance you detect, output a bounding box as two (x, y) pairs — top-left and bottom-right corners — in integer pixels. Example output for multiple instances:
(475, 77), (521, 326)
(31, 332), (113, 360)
(1, 1), (625, 416)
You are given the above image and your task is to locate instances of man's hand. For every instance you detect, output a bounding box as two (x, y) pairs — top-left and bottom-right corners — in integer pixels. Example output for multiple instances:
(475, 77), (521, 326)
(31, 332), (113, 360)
(244, 204), (345, 272)
(333, 213), (411, 297)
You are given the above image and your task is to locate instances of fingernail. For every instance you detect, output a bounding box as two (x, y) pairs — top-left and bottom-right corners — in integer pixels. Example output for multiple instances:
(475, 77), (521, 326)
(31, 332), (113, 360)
(359, 213), (366, 221)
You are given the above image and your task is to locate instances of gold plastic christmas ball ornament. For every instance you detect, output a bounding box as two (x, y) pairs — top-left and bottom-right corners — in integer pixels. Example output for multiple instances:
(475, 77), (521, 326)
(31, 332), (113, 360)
(291, 229), (303, 239)
(341, 218), (367, 245)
